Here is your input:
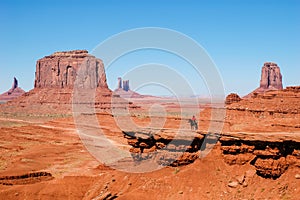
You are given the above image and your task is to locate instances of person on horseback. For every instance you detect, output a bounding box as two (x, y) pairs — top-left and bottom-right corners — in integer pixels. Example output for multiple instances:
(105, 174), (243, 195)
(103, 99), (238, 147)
(189, 115), (198, 130)
(192, 115), (196, 123)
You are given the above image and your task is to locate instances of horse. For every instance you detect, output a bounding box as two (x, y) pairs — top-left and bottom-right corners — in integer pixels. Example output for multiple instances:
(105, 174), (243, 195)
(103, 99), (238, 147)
(188, 119), (198, 130)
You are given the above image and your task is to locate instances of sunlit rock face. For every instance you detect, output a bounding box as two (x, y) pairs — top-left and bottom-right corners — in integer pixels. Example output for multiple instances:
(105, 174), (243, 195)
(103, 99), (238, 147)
(259, 62), (283, 90)
(34, 50), (108, 89)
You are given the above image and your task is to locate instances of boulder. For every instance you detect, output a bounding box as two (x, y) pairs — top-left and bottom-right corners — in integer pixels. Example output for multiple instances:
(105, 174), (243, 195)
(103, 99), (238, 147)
(228, 181), (239, 188)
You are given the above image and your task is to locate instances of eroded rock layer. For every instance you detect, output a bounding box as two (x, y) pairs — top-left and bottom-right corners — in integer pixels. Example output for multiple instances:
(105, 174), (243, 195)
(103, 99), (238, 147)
(220, 132), (300, 179)
(123, 129), (300, 179)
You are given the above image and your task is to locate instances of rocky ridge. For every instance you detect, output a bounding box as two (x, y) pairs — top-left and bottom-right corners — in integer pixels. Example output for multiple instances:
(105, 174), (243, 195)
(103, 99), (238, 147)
(123, 128), (300, 179)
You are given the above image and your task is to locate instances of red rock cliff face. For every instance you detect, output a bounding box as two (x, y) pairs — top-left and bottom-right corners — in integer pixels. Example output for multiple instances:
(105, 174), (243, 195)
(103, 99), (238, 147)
(34, 50), (107, 89)
(259, 62), (283, 90)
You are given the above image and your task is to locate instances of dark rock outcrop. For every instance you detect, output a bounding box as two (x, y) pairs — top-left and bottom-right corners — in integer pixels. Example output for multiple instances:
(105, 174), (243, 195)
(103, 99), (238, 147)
(11, 77), (18, 90)
(0, 171), (53, 185)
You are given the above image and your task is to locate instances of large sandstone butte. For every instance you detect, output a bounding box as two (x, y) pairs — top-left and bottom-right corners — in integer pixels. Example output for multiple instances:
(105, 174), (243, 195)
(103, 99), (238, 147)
(35, 50), (107, 89)
(260, 62), (283, 90)
(245, 62), (283, 98)
(0, 50), (136, 114)
(0, 77), (25, 102)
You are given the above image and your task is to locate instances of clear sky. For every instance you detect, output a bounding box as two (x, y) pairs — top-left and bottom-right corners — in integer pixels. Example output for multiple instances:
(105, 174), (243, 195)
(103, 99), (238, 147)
(0, 0), (299, 96)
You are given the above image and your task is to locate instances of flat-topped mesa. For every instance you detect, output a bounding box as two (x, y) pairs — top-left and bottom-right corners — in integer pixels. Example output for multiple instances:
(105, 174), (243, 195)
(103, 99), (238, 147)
(35, 50), (108, 89)
(260, 62), (283, 90)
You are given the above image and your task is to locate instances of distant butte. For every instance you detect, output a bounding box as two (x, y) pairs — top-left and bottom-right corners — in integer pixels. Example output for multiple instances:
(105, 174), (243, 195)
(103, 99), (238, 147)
(114, 77), (144, 98)
(245, 62), (283, 98)
(0, 77), (25, 102)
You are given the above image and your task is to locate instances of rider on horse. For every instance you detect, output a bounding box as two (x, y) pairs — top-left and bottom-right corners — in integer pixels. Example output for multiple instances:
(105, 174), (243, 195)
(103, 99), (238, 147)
(192, 115), (196, 123)
(189, 115), (198, 130)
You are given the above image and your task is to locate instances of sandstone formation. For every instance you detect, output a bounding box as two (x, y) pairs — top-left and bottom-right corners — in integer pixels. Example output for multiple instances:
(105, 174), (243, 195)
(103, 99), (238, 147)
(220, 132), (300, 179)
(260, 62), (283, 90)
(122, 80), (130, 91)
(116, 77), (130, 91)
(198, 86), (300, 133)
(245, 62), (283, 98)
(114, 77), (143, 98)
(117, 77), (122, 89)
(225, 93), (241, 105)
(0, 50), (139, 114)
(124, 128), (204, 167)
(123, 128), (300, 178)
(0, 77), (25, 102)
(198, 83), (300, 179)
(35, 50), (107, 89)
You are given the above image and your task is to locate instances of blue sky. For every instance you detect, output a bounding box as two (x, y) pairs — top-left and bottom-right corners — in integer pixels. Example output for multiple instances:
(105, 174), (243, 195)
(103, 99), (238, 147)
(0, 0), (299, 96)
